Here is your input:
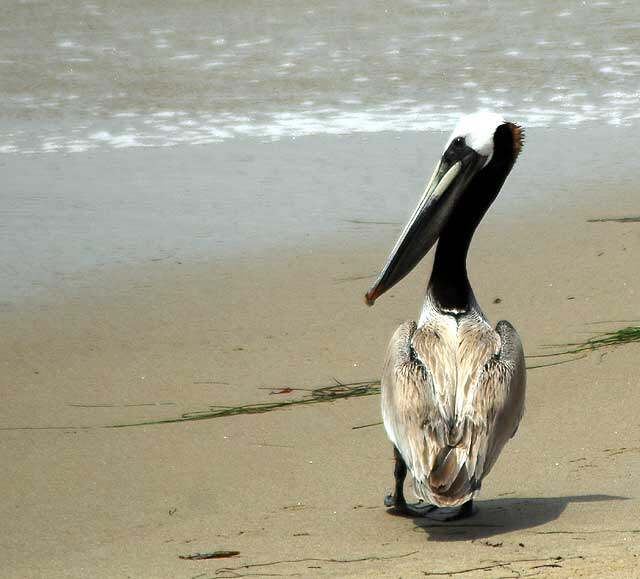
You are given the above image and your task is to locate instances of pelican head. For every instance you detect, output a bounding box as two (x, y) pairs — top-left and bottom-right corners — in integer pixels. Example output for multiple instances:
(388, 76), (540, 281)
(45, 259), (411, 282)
(365, 112), (523, 306)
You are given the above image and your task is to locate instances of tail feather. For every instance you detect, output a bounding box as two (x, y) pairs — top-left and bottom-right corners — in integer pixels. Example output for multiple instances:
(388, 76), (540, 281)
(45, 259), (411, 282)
(428, 446), (465, 493)
(444, 465), (473, 500)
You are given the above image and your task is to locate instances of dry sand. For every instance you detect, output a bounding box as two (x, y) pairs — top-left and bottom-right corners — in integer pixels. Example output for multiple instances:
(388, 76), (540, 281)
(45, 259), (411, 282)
(2, 133), (640, 578)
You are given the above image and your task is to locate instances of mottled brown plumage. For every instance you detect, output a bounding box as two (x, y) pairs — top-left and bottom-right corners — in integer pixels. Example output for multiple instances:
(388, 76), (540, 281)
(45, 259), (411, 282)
(381, 300), (525, 507)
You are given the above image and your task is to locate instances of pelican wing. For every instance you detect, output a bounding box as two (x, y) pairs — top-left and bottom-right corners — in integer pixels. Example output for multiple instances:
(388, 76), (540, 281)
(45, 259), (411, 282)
(381, 317), (526, 507)
(469, 320), (526, 481)
(381, 320), (449, 485)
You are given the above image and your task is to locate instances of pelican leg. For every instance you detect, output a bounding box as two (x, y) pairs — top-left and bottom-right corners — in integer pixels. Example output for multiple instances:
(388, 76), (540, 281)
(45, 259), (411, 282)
(454, 499), (476, 519)
(384, 446), (436, 516)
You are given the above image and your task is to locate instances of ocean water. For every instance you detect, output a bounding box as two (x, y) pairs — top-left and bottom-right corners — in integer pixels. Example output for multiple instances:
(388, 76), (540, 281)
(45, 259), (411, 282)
(1, 0), (639, 154)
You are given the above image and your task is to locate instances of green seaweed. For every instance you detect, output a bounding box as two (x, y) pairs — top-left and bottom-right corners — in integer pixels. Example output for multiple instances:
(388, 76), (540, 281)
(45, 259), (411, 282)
(587, 216), (640, 223)
(107, 379), (382, 428)
(529, 325), (640, 359)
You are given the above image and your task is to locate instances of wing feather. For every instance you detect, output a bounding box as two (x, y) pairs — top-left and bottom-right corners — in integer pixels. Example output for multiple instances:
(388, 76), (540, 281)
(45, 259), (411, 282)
(381, 321), (446, 484)
(471, 320), (526, 481)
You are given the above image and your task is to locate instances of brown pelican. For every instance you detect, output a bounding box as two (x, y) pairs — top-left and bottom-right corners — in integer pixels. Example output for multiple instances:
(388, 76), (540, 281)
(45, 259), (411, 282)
(365, 112), (526, 520)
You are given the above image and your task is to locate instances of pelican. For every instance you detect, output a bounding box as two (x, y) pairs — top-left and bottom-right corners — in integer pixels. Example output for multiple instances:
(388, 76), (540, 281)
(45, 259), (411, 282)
(365, 112), (526, 520)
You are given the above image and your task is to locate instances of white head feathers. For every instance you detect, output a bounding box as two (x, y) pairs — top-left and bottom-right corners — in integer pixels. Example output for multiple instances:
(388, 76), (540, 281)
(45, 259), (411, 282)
(446, 111), (506, 164)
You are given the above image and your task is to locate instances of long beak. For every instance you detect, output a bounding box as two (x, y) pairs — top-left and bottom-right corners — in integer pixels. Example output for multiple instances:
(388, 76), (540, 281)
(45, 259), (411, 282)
(365, 148), (483, 306)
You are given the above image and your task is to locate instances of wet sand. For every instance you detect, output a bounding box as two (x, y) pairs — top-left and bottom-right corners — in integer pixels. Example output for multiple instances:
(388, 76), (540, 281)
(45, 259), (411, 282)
(2, 131), (640, 578)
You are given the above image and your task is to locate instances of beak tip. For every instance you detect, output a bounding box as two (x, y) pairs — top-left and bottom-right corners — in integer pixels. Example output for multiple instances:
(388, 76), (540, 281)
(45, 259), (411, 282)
(364, 290), (377, 307)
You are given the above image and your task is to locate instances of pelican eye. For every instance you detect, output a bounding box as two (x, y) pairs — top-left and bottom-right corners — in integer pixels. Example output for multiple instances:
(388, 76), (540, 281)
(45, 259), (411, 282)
(453, 136), (465, 148)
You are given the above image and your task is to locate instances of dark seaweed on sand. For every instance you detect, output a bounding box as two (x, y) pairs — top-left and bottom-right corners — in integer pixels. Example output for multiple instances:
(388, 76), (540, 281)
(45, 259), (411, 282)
(108, 379), (382, 428)
(529, 325), (640, 360)
(587, 216), (640, 223)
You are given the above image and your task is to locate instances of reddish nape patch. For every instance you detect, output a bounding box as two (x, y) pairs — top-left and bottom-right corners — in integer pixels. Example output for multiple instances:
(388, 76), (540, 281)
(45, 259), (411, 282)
(509, 123), (525, 158)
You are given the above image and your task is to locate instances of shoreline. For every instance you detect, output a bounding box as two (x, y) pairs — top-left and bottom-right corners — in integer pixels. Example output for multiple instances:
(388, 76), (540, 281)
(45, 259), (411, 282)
(3, 124), (640, 305)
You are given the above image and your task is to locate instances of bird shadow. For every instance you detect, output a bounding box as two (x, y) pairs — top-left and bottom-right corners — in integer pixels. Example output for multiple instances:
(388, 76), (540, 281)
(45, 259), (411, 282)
(387, 494), (629, 541)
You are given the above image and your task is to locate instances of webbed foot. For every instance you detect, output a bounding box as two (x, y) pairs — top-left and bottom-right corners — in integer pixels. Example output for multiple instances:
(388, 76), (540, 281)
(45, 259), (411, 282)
(424, 499), (477, 521)
(384, 492), (437, 516)
(386, 447), (477, 521)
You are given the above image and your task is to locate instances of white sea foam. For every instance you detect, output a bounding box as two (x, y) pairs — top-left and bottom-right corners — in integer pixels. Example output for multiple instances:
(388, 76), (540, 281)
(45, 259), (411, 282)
(152, 111), (186, 118)
(57, 40), (79, 49)
(2, 98), (638, 155)
(237, 38), (272, 47)
(90, 131), (113, 141)
(171, 54), (200, 60)
(4, 3), (640, 157)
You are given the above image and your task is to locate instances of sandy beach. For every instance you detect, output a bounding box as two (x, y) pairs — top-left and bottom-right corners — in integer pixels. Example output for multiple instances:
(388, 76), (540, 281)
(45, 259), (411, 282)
(2, 127), (640, 578)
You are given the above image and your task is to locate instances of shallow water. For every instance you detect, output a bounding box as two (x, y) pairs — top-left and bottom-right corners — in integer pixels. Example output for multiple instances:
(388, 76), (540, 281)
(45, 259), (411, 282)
(1, 0), (639, 153)
(2, 125), (639, 303)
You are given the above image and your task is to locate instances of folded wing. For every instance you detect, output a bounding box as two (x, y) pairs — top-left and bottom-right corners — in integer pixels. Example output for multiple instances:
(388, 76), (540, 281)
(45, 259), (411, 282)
(381, 317), (526, 507)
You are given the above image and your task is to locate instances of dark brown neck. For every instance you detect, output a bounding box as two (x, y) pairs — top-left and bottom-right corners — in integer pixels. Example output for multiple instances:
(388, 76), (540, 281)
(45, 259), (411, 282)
(427, 191), (484, 312)
(427, 123), (519, 313)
